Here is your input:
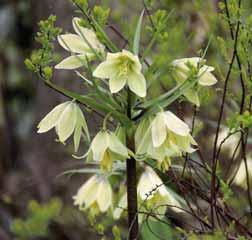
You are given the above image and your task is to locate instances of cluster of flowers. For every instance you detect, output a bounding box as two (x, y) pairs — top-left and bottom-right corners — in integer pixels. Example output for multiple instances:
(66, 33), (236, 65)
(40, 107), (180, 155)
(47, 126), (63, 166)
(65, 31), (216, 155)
(37, 18), (218, 221)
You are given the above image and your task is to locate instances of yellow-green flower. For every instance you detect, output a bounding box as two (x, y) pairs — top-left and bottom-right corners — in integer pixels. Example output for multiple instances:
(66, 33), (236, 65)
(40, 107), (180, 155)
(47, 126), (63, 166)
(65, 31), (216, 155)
(93, 50), (146, 97)
(138, 167), (183, 215)
(113, 167), (183, 222)
(172, 57), (217, 106)
(55, 17), (104, 69)
(37, 101), (89, 152)
(73, 175), (112, 213)
(87, 130), (129, 171)
(136, 111), (197, 171)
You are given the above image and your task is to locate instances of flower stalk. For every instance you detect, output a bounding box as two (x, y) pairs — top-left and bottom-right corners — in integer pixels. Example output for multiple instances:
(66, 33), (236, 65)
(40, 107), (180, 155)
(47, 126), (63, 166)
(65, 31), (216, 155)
(126, 87), (139, 240)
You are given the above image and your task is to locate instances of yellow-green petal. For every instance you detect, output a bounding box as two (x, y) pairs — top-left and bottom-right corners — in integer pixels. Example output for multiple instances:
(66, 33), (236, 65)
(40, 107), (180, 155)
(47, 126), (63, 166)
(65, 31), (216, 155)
(57, 102), (77, 142)
(108, 133), (128, 158)
(151, 113), (167, 147)
(109, 74), (127, 93)
(57, 34), (89, 54)
(93, 61), (118, 79)
(37, 102), (70, 133)
(97, 179), (112, 212)
(198, 70), (217, 86)
(127, 72), (146, 98)
(91, 131), (109, 162)
(164, 111), (190, 136)
(55, 54), (88, 70)
(73, 175), (98, 208)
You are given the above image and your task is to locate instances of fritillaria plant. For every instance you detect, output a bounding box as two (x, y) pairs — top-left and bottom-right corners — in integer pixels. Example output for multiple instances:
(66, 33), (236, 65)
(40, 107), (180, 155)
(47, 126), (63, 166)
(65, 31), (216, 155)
(25, 3), (218, 239)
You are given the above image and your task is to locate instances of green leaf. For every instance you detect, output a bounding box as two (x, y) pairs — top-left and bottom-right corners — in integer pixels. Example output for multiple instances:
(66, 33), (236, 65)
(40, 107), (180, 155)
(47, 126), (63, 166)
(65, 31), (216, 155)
(133, 10), (145, 55)
(58, 168), (101, 177)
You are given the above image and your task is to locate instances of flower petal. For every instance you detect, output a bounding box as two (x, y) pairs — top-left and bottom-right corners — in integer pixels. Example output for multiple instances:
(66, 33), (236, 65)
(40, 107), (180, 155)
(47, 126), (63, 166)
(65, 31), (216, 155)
(91, 131), (109, 162)
(74, 105), (90, 151)
(138, 171), (154, 200)
(108, 133), (128, 158)
(55, 54), (89, 70)
(73, 175), (98, 208)
(164, 111), (190, 136)
(127, 72), (146, 97)
(57, 34), (89, 54)
(151, 113), (167, 147)
(97, 179), (112, 212)
(198, 70), (217, 86)
(57, 102), (77, 142)
(93, 61), (117, 79)
(109, 74), (127, 94)
(73, 105), (84, 152)
(37, 102), (70, 133)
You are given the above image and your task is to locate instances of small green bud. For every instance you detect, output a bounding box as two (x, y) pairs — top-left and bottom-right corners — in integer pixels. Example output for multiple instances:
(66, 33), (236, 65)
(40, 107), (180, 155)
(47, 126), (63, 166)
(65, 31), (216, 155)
(43, 67), (53, 80)
(31, 52), (41, 65)
(24, 59), (36, 72)
(93, 6), (110, 27)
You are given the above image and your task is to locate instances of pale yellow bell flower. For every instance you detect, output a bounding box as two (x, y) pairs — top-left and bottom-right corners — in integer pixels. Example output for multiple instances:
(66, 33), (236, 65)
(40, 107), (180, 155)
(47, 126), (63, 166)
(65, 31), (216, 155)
(171, 57), (217, 106)
(113, 167), (183, 222)
(55, 17), (104, 69)
(37, 101), (89, 151)
(93, 49), (146, 97)
(73, 175), (112, 213)
(138, 167), (184, 221)
(150, 111), (197, 155)
(136, 111), (197, 171)
(87, 130), (129, 171)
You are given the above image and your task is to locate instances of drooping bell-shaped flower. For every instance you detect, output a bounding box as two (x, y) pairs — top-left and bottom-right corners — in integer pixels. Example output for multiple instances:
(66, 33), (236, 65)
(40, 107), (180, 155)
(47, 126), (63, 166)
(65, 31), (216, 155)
(151, 111), (196, 151)
(136, 111), (197, 171)
(37, 101), (89, 152)
(138, 167), (183, 215)
(171, 57), (217, 106)
(93, 49), (146, 97)
(87, 130), (129, 171)
(55, 17), (105, 69)
(73, 175), (112, 213)
(113, 167), (183, 222)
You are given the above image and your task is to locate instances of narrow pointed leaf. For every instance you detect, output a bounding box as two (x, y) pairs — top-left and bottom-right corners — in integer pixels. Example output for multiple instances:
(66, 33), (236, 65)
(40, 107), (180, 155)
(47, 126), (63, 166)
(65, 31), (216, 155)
(133, 10), (145, 55)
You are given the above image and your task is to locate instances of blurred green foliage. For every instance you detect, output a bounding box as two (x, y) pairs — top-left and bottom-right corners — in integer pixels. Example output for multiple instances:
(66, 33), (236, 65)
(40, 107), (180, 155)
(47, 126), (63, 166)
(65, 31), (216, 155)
(10, 198), (62, 239)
